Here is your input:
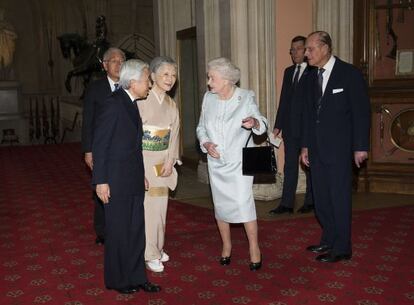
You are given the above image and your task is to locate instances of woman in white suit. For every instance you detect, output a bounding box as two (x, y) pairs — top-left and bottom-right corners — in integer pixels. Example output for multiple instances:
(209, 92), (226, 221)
(197, 57), (267, 271)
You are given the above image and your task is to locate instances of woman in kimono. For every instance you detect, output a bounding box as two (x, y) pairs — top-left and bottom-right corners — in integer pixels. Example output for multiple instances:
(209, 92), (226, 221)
(138, 56), (180, 273)
(196, 57), (267, 271)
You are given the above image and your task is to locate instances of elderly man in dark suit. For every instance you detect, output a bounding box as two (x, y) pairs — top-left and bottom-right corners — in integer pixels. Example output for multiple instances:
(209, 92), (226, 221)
(269, 36), (314, 215)
(82, 47), (125, 245)
(301, 31), (371, 263)
(92, 59), (160, 294)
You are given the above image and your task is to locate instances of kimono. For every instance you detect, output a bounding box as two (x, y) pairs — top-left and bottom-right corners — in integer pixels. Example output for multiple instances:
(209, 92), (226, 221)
(138, 89), (180, 261)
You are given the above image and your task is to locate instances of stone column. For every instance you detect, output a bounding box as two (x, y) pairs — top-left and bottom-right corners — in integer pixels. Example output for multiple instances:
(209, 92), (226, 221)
(229, 0), (275, 118)
(154, 0), (176, 58)
(229, 0), (280, 200)
(313, 0), (353, 63)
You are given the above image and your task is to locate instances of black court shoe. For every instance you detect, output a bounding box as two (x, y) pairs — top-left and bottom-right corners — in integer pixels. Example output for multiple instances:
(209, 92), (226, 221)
(219, 256), (231, 266)
(249, 254), (262, 271)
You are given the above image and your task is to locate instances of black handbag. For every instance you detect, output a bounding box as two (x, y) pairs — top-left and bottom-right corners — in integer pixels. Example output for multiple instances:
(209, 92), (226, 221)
(242, 131), (277, 183)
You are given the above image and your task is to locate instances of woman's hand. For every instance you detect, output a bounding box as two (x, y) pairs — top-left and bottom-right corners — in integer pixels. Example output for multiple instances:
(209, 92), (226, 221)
(161, 160), (174, 177)
(300, 148), (309, 167)
(144, 177), (149, 190)
(203, 142), (220, 159)
(242, 117), (259, 129)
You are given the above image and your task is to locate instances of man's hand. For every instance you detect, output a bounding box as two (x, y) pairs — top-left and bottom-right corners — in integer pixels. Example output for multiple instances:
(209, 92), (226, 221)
(161, 160), (174, 177)
(144, 177), (149, 190)
(203, 142), (220, 159)
(300, 148), (309, 167)
(242, 117), (259, 129)
(272, 128), (281, 138)
(96, 184), (110, 204)
(84, 152), (93, 170)
(354, 151), (368, 168)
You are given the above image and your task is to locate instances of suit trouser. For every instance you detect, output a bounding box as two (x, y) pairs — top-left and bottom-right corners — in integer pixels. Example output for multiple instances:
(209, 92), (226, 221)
(104, 194), (147, 289)
(93, 192), (105, 238)
(144, 190), (168, 261)
(310, 156), (352, 255)
(280, 136), (313, 208)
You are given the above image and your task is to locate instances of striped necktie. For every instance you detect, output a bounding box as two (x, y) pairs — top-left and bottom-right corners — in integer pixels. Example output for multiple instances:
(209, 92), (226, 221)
(317, 68), (325, 98)
(292, 64), (301, 87)
(316, 68), (325, 118)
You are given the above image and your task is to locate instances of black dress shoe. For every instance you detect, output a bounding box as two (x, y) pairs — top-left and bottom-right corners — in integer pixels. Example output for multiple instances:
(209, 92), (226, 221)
(249, 254), (262, 271)
(107, 287), (135, 294)
(219, 256), (231, 266)
(269, 205), (293, 215)
(297, 205), (314, 214)
(95, 236), (105, 245)
(306, 244), (332, 254)
(316, 252), (352, 263)
(135, 282), (161, 293)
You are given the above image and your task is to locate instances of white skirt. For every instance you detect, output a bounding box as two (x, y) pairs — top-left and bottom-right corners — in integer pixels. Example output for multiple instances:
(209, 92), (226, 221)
(207, 157), (257, 223)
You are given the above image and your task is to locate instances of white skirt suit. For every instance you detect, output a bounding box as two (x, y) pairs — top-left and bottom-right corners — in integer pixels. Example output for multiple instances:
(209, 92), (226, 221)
(196, 88), (267, 223)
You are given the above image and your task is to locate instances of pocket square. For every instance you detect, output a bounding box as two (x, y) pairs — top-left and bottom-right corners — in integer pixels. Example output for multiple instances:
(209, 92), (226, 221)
(332, 88), (344, 94)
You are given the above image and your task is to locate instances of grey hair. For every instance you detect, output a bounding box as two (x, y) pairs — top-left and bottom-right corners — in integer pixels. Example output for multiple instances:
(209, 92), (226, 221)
(207, 57), (241, 85)
(103, 47), (125, 61)
(149, 56), (177, 74)
(119, 59), (149, 89)
(308, 31), (332, 53)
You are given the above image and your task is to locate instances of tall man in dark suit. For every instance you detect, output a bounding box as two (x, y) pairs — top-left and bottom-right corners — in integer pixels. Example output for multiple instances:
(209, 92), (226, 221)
(92, 59), (160, 294)
(269, 36), (314, 215)
(301, 31), (370, 263)
(82, 47), (125, 245)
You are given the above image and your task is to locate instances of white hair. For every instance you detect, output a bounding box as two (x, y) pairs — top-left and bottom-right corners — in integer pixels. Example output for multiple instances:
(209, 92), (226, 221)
(103, 47), (125, 61)
(207, 57), (240, 85)
(119, 59), (149, 89)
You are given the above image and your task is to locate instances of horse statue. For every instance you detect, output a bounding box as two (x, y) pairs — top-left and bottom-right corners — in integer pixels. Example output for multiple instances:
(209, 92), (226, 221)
(57, 16), (152, 96)
(57, 32), (108, 94)
(57, 15), (113, 95)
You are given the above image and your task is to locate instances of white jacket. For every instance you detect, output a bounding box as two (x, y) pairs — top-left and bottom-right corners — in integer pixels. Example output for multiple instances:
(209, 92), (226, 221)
(196, 87), (267, 164)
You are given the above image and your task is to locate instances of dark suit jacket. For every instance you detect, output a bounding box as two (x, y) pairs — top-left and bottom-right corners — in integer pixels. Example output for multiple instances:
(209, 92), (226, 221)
(81, 78), (112, 153)
(274, 64), (313, 138)
(91, 89), (145, 196)
(302, 57), (371, 164)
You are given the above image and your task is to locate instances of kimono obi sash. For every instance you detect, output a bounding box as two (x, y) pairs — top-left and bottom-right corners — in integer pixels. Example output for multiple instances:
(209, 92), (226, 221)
(142, 125), (171, 151)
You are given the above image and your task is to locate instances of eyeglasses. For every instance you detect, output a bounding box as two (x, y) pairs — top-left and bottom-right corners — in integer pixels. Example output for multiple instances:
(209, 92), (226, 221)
(105, 59), (124, 65)
(289, 47), (305, 54)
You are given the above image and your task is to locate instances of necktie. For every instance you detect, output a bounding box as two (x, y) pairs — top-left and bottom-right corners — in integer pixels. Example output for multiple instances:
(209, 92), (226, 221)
(317, 68), (325, 98)
(316, 68), (325, 118)
(293, 64), (301, 87)
(114, 83), (119, 91)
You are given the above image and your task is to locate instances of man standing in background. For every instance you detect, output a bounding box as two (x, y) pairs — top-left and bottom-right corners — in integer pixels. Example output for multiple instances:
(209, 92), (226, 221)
(81, 47), (125, 245)
(269, 36), (314, 215)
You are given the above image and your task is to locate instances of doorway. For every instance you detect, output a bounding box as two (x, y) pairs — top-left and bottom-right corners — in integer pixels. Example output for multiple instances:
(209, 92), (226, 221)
(176, 27), (200, 165)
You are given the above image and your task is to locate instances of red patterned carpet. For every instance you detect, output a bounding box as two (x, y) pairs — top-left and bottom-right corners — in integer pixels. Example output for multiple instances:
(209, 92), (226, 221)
(1, 143), (414, 305)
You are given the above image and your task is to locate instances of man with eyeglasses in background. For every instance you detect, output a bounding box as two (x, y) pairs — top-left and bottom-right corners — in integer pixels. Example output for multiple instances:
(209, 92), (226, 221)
(81, 47), (125, 246)
(269, 36), (315, 216)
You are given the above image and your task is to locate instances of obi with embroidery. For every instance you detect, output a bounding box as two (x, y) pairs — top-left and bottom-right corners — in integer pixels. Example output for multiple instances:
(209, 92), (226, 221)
(142, 125), (170, 151)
